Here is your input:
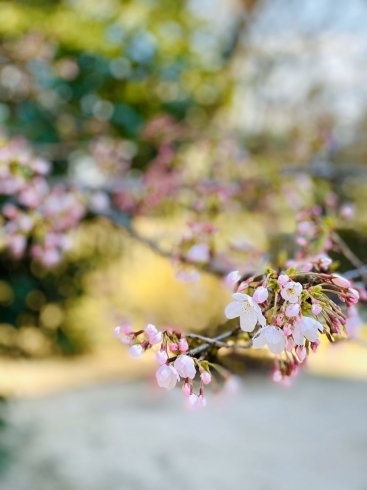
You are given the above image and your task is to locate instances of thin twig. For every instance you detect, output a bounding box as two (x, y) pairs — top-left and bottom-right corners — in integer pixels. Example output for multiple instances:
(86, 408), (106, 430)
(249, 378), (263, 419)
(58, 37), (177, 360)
(331, 231), (367, 285)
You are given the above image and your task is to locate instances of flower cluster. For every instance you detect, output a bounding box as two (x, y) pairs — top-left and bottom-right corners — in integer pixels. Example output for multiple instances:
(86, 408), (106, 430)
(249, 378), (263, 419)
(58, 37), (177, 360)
(0, 138), (86, 265)
(119, 263), (362, 405)
(225, 268), (361, 381)
(115, 322), (212, 408)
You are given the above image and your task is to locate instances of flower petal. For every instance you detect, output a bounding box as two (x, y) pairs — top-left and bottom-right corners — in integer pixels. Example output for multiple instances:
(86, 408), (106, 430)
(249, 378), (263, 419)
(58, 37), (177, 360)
(225, 301), (243, 319)
(233, 293), (249, 301)
(269, 339), (286, 354)
(253, 331), (266, 349)
(292, 326), (304, 345)
(303, 329), (319, 343)
(240, 311), (257, 332)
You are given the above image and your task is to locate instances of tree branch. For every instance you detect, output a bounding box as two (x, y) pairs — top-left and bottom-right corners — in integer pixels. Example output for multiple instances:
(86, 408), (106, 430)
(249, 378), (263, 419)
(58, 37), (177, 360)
(331, 231), (367, 285)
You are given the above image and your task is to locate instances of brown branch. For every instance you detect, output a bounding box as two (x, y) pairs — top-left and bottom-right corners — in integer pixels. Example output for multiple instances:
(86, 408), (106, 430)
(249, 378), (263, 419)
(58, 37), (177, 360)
(167, 327), (253, 362)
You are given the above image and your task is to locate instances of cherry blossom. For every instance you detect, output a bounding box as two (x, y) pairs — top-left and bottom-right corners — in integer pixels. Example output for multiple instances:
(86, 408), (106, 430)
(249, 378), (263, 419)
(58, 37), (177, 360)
(178, 338), (189, 352)
(174, 355), (196, 379)
(156, 351), (168, 364)
(225, 293), (266, 332)
(280, 281), (303, 303)
(156, 365), (180, 390)
(253, 326), (286, 354)
(145, 324), (162, 344)
(293, 316), (324, 345)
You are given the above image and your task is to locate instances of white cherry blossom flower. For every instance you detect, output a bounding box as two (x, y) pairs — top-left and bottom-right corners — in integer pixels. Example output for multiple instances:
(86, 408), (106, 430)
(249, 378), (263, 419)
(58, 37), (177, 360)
(225, 293), (266, 332)
(280, 281), (303, 304)
(293, 316), (324, 345)
(174, 355), (196, 379)
(253, 326), (286, 354)
(156, 364), (180, 389)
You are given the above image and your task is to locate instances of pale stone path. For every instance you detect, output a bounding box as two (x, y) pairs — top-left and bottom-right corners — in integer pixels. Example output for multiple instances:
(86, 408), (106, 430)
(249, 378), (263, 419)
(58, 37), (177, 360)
(1, 374), (367, 490)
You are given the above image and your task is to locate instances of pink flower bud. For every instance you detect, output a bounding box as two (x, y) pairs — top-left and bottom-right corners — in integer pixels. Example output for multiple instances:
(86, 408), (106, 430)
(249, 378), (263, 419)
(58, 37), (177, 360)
(286, 337), (296, 352)
(283, 325), (292, 336)
(348, 288), (359, 301)
(155, 350), (168, 364)
(129, 344), (144, 357)
(295, 345), (307, 363)
(277, 274), (289, 286)
(286, 303), (300, 317)
(170, 343), (179, 352)
(182, 382), (191, 397)
(224, 270), (241, 288)
(149, 332), (163, 345)
(114, 326), (122, 338)
(236, 281), (247, 293)
(122, 323), (132, 335)
(311, 339), (321, 352)
(312, 303), (322, 315)
(200, 371), (211, 385)
(178, 338), (189, 352)
(276, 315), (284, 327)
(253, 286), (268, 304)
(331, 274), (351, 288)
(145, 323), (158, 337)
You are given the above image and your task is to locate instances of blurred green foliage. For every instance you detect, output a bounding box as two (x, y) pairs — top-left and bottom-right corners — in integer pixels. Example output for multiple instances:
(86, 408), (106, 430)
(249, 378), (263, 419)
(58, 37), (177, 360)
(0, 0), (234, 169)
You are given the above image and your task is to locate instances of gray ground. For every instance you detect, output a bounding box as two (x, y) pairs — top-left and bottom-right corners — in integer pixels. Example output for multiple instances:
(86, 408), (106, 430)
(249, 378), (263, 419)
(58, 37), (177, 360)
(1, 374), (367, 490)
